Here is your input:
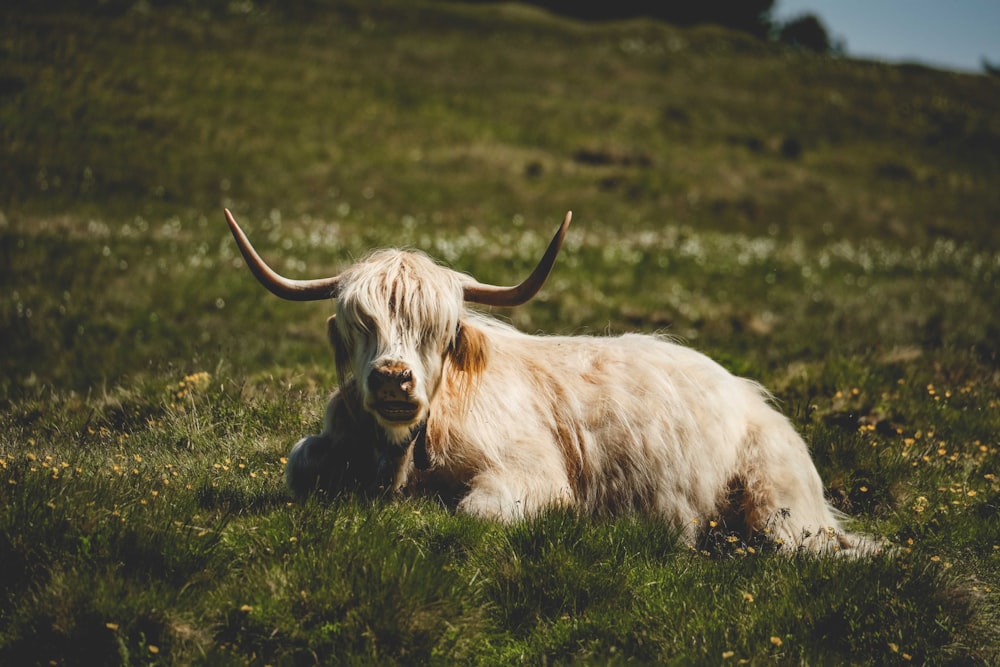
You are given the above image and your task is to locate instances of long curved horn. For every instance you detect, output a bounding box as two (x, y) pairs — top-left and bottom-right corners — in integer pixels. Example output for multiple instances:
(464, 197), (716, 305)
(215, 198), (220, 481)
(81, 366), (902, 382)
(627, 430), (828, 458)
(225, 209), (341, 301)
(463, 211), (572, 307)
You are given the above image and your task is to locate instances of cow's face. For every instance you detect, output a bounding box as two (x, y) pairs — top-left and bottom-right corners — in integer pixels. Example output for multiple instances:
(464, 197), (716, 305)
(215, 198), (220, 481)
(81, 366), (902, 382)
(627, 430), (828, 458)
(225, 207), (568, 447)
(330, 250), (464, 445)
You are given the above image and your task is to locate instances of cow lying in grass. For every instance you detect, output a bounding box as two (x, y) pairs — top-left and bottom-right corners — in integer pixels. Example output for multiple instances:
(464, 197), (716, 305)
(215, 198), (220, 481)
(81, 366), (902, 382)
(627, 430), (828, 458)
(227, 209), (871, 553)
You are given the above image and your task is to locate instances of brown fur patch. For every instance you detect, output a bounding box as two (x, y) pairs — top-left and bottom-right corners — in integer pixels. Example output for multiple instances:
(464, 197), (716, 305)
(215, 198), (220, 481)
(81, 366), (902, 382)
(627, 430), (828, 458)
(716, 477), (753, 536)
(446, 320), (489, 401)
(579, 354), (607, 386)
(717, 474), (775, 539)
(543, 379), (586, 497)
(421, 321), (490, 474)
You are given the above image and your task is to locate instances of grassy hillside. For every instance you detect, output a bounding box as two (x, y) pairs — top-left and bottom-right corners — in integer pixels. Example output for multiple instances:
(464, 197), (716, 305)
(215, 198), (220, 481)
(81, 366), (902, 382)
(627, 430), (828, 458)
(2, 1), (999, 664)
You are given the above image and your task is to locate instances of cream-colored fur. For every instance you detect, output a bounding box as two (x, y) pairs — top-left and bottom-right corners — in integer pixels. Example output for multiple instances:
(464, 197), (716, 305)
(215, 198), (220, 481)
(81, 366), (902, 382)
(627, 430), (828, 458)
(287, 247), (871, 554)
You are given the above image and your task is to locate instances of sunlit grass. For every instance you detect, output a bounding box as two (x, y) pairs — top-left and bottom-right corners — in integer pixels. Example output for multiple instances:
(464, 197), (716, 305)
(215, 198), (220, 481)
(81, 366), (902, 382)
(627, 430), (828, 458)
(4, 202), (999, 663)
(3, 296), (998, 664)
(2, 1), (999, 664)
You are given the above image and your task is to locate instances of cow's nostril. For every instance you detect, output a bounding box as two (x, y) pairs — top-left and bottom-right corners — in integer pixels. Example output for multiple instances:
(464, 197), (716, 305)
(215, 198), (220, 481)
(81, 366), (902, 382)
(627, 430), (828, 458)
(399, 370), (414, 392)
(368, 366), (415, 394)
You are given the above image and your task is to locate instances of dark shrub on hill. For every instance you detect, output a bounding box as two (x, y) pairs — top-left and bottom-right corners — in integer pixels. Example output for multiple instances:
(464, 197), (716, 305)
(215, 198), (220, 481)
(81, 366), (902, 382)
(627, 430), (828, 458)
(778, 13), (834, 53)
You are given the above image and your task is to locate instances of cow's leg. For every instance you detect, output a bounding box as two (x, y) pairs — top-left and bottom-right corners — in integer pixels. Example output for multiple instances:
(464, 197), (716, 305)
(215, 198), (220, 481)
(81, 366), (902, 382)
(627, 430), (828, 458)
(285, 386), (380, 499)
(457, 465), (573, 521)
(739, 421), (852, 553)
(285, 434), (339, 498)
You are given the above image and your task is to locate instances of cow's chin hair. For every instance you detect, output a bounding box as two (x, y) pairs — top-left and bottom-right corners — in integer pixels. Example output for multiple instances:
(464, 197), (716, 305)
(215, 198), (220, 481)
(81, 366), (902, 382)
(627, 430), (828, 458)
(371, 406), (428, 447)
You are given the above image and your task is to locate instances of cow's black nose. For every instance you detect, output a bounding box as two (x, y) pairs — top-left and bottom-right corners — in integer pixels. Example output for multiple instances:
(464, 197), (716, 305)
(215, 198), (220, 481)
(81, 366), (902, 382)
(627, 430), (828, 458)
(368, 366), (414, 394)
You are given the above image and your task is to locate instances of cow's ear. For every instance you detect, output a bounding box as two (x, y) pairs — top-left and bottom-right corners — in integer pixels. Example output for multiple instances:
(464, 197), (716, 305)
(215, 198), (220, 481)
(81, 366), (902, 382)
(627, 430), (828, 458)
(326, 315), (339, 349)
(327, 315), (352, 383)
(448, 320), (489, 379)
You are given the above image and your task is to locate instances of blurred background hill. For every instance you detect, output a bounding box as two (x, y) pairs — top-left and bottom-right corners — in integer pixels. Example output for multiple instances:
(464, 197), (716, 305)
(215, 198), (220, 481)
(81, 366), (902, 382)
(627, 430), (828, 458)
(2, 0), (999, 391)
(2, 0), (998, 248)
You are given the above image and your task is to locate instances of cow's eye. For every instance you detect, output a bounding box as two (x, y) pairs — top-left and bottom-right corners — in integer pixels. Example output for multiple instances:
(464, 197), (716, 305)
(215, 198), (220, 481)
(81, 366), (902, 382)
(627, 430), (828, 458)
(353, 313), (375, 334)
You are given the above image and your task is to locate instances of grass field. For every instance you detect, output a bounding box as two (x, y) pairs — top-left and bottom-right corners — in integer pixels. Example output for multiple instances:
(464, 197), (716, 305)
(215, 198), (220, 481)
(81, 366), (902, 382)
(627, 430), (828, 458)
(2, 1), (999, 664)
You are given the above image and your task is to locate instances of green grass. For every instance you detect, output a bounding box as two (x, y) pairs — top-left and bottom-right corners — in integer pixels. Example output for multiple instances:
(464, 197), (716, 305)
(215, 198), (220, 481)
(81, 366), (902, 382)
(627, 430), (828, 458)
(2, 1), (1000, 664)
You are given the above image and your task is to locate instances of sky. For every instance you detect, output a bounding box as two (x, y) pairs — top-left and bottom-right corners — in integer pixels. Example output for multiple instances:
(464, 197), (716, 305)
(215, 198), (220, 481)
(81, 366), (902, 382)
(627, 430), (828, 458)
(774, 0), (1000, 74)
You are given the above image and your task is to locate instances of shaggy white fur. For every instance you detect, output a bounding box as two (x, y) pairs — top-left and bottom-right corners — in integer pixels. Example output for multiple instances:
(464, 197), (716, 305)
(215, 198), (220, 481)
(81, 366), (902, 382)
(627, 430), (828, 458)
(229, 210), (872, 554)
(319, 308), (867, 553)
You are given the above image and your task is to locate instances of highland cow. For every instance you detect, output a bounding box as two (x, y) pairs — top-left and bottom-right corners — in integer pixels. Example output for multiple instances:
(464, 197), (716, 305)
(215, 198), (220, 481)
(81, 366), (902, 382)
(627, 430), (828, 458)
(227, 209), (868, 553)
